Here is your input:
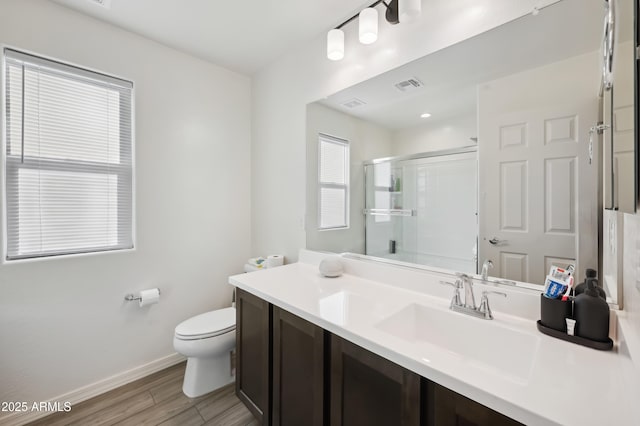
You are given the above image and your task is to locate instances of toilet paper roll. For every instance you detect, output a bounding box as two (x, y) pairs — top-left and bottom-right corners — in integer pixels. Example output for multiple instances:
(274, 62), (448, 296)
(139, 288), (160, 307)
(266, 255), (284, 268)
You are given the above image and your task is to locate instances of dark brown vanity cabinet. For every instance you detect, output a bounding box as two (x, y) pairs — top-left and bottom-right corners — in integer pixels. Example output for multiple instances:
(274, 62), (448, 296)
(236, 288), (271, 424)
(330, 335), (421, 426)
(272, 306), (325, 426)
(425, 382), (522, 426)
(236, 290), (522, 426)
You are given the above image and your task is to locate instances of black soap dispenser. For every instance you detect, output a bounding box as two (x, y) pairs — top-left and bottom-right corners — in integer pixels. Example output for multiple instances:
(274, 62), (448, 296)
(575, 269), (606, 299)
(573, 278), (610, 342)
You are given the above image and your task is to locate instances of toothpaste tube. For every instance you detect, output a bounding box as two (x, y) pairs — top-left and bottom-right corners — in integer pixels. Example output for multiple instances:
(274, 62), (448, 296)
(543, 275), (568, 299)
(549, 266), (572, 282)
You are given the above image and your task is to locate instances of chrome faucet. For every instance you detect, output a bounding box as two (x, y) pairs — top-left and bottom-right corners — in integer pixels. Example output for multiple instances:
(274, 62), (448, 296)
(440, 273), (506, 320)
(458, 273), (476, 309)
(481, 259), (493, 281)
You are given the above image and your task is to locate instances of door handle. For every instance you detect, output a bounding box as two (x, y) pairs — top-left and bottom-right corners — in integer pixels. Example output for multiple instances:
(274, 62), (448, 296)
(488, 237), (503, 245)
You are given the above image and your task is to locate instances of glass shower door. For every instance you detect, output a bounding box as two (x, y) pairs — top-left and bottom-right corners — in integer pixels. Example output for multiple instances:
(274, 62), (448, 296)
(364, 161), (416, 262)
(364, 150), (477, 273)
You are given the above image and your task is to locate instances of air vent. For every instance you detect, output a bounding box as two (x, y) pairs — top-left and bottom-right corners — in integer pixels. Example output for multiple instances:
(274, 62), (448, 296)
(341, 98), (366, 109)
(87, 0), (112, 9)
(394, 77), (424, 92)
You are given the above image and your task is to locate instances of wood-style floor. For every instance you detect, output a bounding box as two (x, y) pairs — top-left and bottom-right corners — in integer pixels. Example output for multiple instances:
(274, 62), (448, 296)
(28, 362), (256, 426)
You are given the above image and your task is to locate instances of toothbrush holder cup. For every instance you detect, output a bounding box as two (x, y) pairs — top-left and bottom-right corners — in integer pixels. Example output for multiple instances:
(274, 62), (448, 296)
(540, 293), (573, 332)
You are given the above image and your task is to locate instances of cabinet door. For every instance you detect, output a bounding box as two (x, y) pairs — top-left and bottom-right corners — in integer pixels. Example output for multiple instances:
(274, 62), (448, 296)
(330, 335), (420, 426)
(272, 306), (325, 426)
(426, 382), (522, 426)
(236, 288), (271, 425)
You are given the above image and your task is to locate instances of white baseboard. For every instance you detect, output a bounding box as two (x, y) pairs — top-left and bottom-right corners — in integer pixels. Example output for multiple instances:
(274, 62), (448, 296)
(0, 352), (186, 426)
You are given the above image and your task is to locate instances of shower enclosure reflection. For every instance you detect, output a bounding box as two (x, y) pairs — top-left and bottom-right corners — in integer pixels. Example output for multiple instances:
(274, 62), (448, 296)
(364, 148), (477, 273)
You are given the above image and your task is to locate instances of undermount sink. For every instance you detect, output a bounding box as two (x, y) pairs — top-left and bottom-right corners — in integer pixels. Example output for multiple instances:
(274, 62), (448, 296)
(376, 303), (539, 384)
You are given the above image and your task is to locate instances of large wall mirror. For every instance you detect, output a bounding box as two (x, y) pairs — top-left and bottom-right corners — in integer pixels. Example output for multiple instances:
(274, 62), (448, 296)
(305, 0), (635, 306)
(603, 0), (636, 213)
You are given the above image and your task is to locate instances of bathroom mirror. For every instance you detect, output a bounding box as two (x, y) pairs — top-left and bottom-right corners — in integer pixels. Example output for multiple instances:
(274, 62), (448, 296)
(305, 0), (635, 305)
(603, 0), (636, 213)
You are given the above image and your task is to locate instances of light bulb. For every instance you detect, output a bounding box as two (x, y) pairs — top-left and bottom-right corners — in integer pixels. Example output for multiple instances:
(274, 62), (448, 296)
(327, 29), (344, 61)
(359, 8), (378, 45)
(399, 0), (422, 23)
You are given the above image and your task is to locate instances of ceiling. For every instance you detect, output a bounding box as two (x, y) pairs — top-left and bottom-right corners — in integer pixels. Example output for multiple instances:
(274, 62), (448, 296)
(319, 0), (616, 130)
(50, 0), (371, 75)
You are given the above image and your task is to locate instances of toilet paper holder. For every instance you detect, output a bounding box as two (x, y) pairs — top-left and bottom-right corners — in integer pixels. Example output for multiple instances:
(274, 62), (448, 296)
(124, 289), (161, 302)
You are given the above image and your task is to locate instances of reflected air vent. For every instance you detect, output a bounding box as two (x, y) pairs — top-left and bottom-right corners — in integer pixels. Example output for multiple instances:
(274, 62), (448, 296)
(394, 77), (424, 92)
(87, 0), (112, 9)
(341, 98), (366, 109)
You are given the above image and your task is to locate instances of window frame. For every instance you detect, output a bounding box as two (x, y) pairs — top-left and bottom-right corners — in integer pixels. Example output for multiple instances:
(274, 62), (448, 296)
(317, 133), (350, 231)
(1, 46), (136, 262)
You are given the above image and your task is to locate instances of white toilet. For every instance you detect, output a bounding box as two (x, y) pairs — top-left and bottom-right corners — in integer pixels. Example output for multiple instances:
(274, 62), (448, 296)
(173, 307), (236, 398)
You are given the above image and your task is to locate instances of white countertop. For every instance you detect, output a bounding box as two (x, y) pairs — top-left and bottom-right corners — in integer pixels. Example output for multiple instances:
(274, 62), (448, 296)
(229, 254), (640, 426)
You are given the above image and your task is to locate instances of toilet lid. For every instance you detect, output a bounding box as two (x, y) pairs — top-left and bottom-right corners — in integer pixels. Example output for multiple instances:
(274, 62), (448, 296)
(175, 307), (236, 340)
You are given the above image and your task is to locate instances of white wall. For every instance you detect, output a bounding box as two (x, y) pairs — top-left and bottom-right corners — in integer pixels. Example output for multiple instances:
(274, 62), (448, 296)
(0, 0), (251, 418)
(620, 213), (640, 371)
(391, 112), (477, 156)
(250, 0), (558, 262)
(306, 103), (392, 254)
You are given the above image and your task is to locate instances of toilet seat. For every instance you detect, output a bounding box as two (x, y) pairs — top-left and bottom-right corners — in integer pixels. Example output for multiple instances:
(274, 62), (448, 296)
(175, 307), (236, 341)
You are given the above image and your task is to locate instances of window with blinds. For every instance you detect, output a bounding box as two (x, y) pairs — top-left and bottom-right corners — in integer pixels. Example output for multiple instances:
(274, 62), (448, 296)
(3, 49), (134, 260)
(318, 134), (349, 230)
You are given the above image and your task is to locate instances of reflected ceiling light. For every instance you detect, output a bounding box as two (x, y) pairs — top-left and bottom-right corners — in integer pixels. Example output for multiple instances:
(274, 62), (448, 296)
(359, 8), (379, 45)
(420, 113), (432, 118)
(399, 0), (422, 23)
(327, 29), (345, 61)
(326, 0), (401, 61)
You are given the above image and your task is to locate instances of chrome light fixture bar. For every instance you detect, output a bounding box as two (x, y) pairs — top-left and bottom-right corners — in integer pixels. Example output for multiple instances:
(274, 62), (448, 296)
(327, 0), (422, 61)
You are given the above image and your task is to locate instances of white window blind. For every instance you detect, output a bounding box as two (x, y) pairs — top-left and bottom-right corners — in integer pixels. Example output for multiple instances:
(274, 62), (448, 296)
(3, 48), (134, 260)
(318, 134), (349, 230)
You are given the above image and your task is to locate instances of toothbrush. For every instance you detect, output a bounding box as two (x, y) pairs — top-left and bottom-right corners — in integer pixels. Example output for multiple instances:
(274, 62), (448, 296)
(561, 276), (574, 301)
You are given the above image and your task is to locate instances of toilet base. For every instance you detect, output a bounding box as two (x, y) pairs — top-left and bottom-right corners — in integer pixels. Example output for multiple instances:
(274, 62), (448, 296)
(182, 351), (235, 398)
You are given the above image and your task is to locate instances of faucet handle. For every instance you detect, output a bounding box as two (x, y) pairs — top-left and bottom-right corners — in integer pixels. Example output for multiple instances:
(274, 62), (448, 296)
(439, 281), (463, 308)
(478, 290), (507, 320)
(440, 280), (462, 288)
(482, 290), (507, 297)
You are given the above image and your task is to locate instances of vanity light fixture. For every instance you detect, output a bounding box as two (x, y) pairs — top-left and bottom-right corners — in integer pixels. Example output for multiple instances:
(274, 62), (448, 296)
(420, 112), (432, 118)
(327, 29), (345, 61)
(327, 0), (422, 61)
(359, 8), (379, 45)
(399, 0), (422, 23)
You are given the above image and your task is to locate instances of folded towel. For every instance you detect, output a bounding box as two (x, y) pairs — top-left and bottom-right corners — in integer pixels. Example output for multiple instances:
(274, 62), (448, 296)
(248, 257), (266, 268)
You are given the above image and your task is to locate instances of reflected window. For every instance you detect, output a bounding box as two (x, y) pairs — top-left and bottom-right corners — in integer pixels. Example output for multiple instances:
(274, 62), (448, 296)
(318, 134), (349, 230)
